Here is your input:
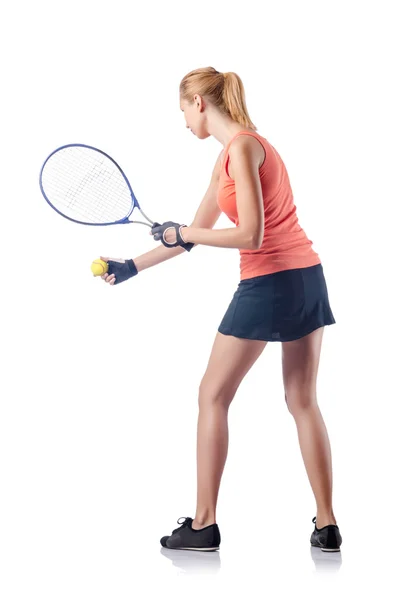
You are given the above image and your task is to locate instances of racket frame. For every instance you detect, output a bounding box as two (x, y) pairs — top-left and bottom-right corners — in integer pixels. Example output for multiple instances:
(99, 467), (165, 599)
(39, 143), (154, 227)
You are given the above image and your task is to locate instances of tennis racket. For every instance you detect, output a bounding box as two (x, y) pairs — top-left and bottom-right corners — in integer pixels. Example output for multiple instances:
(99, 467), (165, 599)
(39, 143), (158, 228)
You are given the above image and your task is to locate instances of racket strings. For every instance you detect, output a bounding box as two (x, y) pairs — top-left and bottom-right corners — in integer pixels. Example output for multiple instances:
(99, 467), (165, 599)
(41, 147), (133, 224)
(56, 163), (126, 221)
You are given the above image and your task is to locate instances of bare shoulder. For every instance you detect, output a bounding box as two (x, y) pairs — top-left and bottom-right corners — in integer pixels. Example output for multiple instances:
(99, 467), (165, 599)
(229, 134), (265, 163)
(228, 134), (266, 176)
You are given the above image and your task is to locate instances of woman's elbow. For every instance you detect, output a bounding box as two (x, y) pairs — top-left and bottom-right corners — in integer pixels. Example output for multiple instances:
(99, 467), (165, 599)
(238, 224), (264, 250)
(249, 231), (264, 250)
(241, 233), (263, 250)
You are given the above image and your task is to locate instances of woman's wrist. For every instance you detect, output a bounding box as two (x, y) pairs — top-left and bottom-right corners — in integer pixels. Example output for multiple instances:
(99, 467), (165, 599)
(180, 225), (190, 243)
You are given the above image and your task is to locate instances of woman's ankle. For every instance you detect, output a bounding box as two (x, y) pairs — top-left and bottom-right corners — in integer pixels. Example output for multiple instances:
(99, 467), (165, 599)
(193, 514), (216, 528)
(316, 510), (337, 528)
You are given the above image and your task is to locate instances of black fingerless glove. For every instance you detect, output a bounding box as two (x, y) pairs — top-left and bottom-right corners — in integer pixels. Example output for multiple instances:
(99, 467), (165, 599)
(151, 221), (194, 252)
(107, 258), (138, 284)
(181, 240), (195, 252)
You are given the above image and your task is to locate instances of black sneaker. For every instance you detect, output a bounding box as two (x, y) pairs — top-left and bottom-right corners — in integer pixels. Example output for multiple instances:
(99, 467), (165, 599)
(310, 516), (342, 552)
(160, 517), (221, 551)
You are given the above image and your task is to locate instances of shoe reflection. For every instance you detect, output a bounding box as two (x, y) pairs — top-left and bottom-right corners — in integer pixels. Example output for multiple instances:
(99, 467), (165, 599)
(160, 548), (221, 575)
(310, 546), (342, 572)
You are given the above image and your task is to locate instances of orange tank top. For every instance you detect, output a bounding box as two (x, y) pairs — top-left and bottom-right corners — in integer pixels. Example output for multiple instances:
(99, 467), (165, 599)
(217, 130), (321, 280)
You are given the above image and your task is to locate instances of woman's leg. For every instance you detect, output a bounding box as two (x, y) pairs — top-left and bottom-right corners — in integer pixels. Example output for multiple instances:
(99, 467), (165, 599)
(193, 332), (267, 529)
(282, 327), (336, 529)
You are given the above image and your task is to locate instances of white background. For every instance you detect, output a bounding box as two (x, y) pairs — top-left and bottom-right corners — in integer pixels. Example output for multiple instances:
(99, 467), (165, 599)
(1, 0), (396, 597)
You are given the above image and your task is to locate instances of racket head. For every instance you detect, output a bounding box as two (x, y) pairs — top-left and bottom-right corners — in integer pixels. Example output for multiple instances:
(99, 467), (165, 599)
(39, 143), (141, 226)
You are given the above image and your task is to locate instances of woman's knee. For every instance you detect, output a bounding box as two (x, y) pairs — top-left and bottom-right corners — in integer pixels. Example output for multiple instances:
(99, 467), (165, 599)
(284, 388), (317, 415)
(198, 376), (237, 409)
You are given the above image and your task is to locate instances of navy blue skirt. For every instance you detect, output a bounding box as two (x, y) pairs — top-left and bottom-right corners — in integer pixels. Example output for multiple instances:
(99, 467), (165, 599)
(218, 263), (335, 342)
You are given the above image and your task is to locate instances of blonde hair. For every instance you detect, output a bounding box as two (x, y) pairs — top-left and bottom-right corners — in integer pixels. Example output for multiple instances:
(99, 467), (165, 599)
(179, 67), (257, 130)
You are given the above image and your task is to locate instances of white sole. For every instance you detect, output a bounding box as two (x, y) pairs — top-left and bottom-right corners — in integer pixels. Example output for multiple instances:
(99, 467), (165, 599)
(174, 547), (219, 552)
(311, 545), (341, 552)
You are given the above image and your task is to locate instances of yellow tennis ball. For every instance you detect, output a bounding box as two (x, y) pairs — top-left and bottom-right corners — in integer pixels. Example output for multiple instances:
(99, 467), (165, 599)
(91, 259), (108, 276)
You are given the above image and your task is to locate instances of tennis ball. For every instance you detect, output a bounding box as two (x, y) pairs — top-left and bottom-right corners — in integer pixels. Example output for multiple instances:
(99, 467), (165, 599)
(91, 259), (109, 276)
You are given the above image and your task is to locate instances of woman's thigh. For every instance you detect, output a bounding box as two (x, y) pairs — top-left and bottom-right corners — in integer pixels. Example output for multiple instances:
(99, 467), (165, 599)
(281, 327), (324, 412)
(199, 332), (267, 407)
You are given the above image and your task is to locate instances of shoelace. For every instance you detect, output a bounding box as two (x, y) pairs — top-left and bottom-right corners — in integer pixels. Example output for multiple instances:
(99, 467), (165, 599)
(312, 516), (338, 529)
(172, 517), (192, 534)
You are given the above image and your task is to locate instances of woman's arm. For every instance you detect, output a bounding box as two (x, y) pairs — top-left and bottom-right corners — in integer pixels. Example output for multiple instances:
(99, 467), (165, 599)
(180, 136), (264, 251)
(180, 225), (256, 250)
(133, 244), (186, 272)
(134, 152), (223, 272)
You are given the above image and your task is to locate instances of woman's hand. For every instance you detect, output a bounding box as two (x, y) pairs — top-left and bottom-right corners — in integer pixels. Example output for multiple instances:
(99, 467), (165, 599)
(150, 226), (178, 245)
(99, 256), (138, 285)
(100, 256), (117, 285)
(150, 221), (190, 249)
(163, 228), (177, 245)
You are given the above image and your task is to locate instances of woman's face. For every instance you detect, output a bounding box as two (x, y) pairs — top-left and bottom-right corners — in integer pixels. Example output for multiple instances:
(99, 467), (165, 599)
(180, 95), (209, 139)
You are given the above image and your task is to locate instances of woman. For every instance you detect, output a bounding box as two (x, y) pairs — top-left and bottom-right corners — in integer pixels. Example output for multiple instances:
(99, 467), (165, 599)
(101, 67), (342, 553)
